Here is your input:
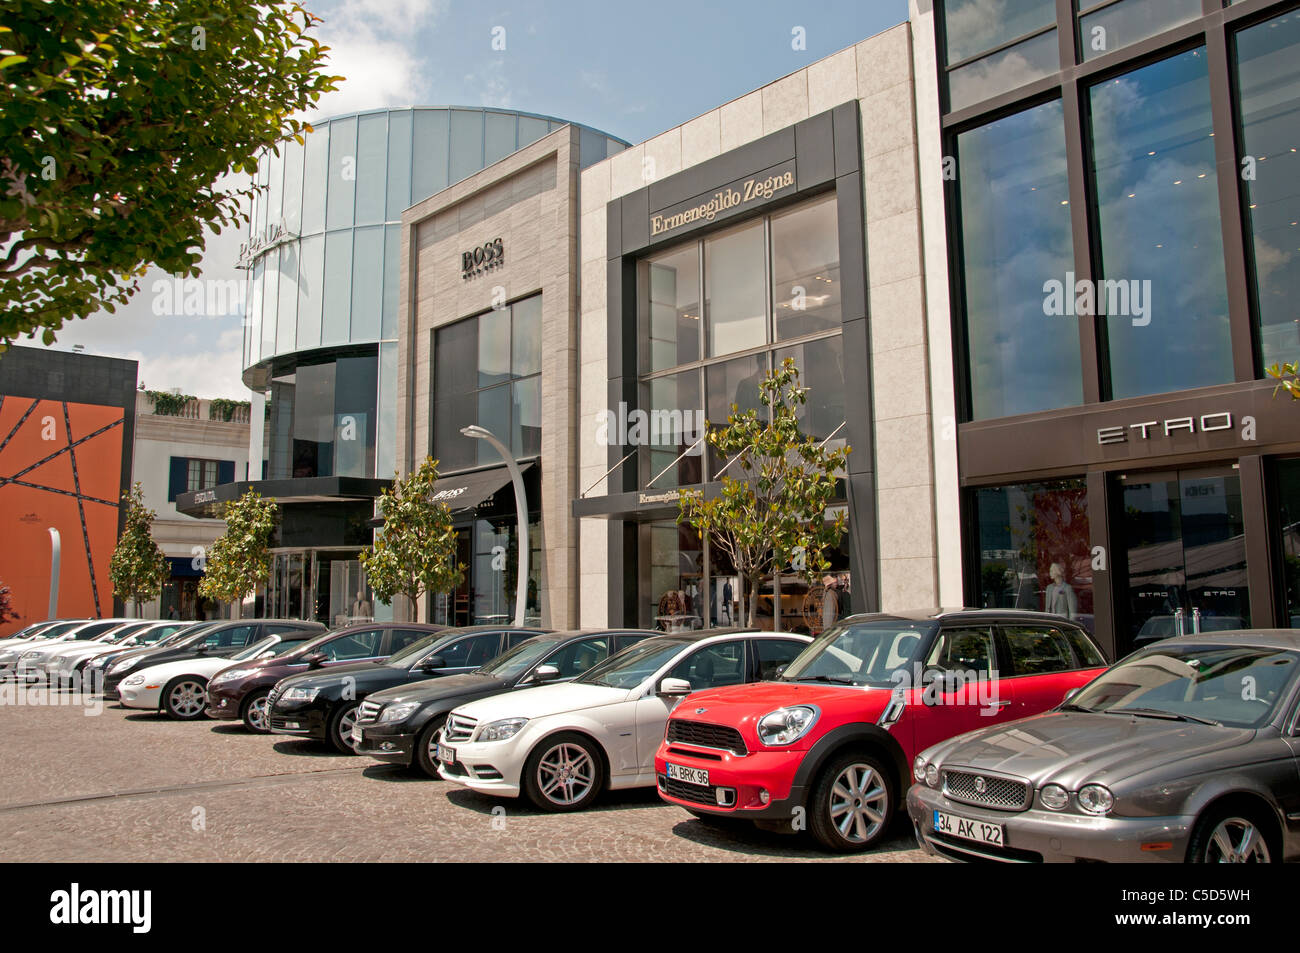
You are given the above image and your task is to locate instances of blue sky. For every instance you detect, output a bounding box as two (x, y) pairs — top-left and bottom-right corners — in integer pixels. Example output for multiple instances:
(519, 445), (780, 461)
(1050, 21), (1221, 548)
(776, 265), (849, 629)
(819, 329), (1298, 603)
(54, 0), (908, 397)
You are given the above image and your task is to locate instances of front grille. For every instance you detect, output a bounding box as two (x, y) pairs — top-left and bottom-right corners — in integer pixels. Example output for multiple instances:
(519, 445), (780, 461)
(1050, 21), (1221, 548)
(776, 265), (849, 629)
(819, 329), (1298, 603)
(666, 720), (748, 756)
(444, 713), (477, 743)
(942, 770), (1031, 811)
(357, 700), (383, 724)
(664, 776), (719, 806)
(266, 685), (284, 713)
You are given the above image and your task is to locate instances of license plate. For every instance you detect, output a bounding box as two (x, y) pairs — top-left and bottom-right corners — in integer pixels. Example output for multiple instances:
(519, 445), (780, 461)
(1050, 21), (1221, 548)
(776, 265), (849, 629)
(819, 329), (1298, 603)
(437, 744), (455, 764)
(934, 810), (1004, 847)
(666, 763), (709, 786)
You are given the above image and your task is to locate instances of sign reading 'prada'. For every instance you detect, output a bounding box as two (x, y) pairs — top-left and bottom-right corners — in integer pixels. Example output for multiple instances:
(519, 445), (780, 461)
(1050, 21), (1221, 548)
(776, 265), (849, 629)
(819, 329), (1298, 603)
(462, 238), (504, 279)
(650, 160), (797, 238)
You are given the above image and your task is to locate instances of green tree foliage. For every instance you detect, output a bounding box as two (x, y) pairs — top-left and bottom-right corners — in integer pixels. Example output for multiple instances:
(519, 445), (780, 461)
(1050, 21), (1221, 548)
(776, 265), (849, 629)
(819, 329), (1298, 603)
(108, 482), (168, 614)
(198, 491), (279, 605)
(678, 358), (849, 626)
(0, 1), (340, 342)
(1267, 361), (1300, 401)
(359, 458), (464, 613)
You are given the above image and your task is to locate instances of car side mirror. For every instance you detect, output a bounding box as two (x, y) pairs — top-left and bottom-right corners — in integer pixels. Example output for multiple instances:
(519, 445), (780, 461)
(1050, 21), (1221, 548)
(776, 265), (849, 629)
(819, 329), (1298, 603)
(195, 644), (210, 655)
(658, 677), (692, 697)
(1062, 687), (1081, 705)
(774, 664), (788, 678)
(420, 655), (446, 672)
(531, 664), (560, 683)
(257, 650), (275, 660)
(302, 651), (327, 668)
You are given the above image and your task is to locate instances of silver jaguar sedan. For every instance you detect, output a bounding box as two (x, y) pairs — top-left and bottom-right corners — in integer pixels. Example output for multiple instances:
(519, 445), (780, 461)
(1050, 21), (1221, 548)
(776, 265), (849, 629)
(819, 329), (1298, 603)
(908, 632), (1300, 863)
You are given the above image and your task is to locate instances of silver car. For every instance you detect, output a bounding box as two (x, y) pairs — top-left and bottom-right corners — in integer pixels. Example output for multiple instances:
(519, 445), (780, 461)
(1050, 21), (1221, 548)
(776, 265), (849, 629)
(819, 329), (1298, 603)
(908, 632), (1300, 863)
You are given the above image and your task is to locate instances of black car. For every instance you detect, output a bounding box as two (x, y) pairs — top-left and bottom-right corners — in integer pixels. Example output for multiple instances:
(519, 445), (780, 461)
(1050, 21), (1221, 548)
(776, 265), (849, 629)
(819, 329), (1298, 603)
(356, 628), (657, 775)
(268, 625), (549, 754)
(102, 619), (324, 696)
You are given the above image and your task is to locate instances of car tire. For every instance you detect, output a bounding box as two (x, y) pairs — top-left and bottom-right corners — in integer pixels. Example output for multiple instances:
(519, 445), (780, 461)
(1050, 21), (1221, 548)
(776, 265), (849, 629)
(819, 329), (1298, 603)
(161, 677), (210, 721)
(522, 732), (605, 812)
(807, 750), (895, 853)
(414, 716), (448, 778)
(240, 689), (272, 733)
(1188, 805), (1278, 863)
(328, 701), (361, 755)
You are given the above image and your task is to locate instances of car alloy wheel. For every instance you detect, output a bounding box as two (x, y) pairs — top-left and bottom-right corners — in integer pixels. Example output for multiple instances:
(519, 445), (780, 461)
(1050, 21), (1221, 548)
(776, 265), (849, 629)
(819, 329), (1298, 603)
(336, 704), (360, 753)
(243, 692), (270, 733)
(165, 679), (207, 720)
(537, 743), (595, 806)
(415, 717), (448, 777)
(1204, 817), (1271, 863)
(808, 751), (895, 852)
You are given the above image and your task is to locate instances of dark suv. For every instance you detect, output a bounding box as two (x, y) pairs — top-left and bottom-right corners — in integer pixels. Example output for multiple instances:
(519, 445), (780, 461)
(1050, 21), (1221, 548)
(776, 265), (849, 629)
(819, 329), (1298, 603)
(207, 622), (445, 732)
(357, 628), (656, 776)
(102, 619), (324, 697)
(268, 626), (548, 754)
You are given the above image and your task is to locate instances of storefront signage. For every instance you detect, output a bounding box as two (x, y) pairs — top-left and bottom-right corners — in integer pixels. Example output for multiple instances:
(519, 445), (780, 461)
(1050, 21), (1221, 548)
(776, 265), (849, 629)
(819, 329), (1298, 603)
(430, 485), (469, 502)
(461, 238), (504, 279)
(650, 160), (797, 239)
(193, 489), (218, 504)
(1096, 412), (1233, 445)
(236, 222), (296, 270)
(637, 489), (700, 506)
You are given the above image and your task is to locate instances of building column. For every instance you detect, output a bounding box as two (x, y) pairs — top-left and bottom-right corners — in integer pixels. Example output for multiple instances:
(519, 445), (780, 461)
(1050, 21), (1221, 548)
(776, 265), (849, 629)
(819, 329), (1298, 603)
(247, 389), (265, 481)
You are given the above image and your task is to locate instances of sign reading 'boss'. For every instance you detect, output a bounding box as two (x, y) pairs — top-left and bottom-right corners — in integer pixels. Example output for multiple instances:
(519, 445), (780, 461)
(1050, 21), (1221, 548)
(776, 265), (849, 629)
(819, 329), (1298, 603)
(461, 238), (504, 279)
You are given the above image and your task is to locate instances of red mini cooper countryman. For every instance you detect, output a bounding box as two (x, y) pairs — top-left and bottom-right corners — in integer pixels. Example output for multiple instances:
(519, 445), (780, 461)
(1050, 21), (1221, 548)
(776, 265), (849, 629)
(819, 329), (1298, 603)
(654, 609), (1107, 852)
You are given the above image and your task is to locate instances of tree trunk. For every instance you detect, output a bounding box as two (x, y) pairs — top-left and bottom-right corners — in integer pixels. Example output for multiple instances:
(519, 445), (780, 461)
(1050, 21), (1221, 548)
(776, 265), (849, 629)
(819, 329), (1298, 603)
(772, 571), (782, 633)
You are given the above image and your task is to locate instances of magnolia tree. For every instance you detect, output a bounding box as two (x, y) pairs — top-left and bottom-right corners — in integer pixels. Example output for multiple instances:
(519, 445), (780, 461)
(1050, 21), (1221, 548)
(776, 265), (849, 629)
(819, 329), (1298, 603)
(108, 482), (168, 615)
(1268, 361), (1300, 401)
(678, 358), (850, 628)
(0, 1), (339, 343)
(198, 491), (279, 613)
(359, 457), (463, 620)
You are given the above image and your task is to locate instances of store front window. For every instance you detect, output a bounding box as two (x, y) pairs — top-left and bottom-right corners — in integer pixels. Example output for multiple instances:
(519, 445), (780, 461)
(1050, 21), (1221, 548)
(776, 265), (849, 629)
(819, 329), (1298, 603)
(1233, 9), (1300, 376)
(433, 294), (542, 472)
(972, 479), (1093, 628)
(1279, 459), (1300, 628)
(266, 551), (376, 625)
(1117, 469), (1249, 647)
(432, 513), (541, 627)
(1089, 48), (1232, 400)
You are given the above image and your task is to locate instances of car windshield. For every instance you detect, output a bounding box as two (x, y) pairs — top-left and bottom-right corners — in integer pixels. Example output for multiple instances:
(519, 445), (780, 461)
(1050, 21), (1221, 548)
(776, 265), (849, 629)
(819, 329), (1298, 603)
(108, 624), (149, 642)
(781, 619), (937, 687)
(229, 637), (281, 662)
(39, 621), (85, 640)
(386, 631), (449, 667)
(476, 636), (562, 679)
(1070, 644), (1300, 729)
(576, 638), (688, 690)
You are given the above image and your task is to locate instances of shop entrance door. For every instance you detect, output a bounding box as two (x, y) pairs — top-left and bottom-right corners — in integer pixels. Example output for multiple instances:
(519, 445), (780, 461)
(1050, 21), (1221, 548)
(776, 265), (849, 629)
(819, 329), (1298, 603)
(1118, 467), (1249, 650)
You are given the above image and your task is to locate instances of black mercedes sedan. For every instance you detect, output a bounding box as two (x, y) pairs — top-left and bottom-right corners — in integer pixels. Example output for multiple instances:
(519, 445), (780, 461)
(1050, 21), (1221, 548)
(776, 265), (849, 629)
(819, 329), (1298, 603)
(267, 625), (549, 754)
(356, 628), (657, 775)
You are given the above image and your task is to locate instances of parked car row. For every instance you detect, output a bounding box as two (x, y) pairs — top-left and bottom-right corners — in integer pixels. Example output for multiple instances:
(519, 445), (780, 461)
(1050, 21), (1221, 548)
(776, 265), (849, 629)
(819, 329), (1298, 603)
(15, 606), (1295, 862)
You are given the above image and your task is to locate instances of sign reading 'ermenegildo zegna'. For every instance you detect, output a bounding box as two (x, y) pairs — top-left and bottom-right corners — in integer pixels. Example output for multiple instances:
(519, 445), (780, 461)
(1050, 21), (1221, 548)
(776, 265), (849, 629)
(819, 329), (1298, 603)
(650, 160), (797, 238)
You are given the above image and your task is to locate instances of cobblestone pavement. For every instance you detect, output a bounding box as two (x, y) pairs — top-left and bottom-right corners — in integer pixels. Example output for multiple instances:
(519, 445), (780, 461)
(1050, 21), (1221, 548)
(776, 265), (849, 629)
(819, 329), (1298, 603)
(0, 696), (937, 863)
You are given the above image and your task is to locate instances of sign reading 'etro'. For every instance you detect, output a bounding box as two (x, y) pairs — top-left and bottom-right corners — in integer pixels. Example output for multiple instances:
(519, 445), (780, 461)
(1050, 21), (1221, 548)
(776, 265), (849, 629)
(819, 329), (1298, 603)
(650, 160), (797, 238)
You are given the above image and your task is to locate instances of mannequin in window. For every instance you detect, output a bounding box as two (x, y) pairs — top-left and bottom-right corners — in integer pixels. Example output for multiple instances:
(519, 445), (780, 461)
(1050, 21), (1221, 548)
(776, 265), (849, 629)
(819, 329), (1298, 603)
(1044, 562), (1077, 620)
(351, 591), (373, 619)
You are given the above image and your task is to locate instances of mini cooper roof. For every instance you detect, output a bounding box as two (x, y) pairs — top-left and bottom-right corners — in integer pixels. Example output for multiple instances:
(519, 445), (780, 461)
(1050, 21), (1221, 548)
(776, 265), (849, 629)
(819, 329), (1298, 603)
(1136, 630), (1300, 652)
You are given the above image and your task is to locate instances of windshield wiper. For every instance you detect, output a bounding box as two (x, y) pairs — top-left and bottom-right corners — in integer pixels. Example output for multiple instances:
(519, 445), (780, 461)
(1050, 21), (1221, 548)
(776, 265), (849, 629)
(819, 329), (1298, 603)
(1058, 702), (1094, 713)
(1106, 707), (1220, 727)
(783, 673), (857, 685)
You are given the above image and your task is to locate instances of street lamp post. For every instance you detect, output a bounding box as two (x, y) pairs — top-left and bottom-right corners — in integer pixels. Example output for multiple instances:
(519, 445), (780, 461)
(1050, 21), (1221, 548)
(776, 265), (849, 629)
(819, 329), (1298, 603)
(460, 425), (529, 627)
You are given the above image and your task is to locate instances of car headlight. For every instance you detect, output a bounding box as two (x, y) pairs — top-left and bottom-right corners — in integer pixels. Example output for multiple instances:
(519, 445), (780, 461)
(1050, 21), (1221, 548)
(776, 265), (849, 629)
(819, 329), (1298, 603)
(21, 652), (43, 662)
(87, 658), (106, 670)
(476, 717), (528, 742)
(211, 669), (253, 684)
(1039, 783), (1069, 811)
(757, 705), (819, 746)
(108, 658), (138, 675)
(282, 686), (320, 702)
(924, 763), (940, 788)
(122, 674), (146, 687)
(913, 754), (928, 783)
(1077, 784), (1114, 815)
(377, 702), (421, 724)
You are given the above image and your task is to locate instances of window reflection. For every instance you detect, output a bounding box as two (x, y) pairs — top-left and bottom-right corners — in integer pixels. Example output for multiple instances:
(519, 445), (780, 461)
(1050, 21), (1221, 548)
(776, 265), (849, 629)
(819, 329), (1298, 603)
(942, 0), (1056, 65)
(641, 243), (700, 373)
(946, 29), (1059, 112)
(772, 194), (840, 339)
(705, 220), (767, 358)
(1079, 0), (1202, 63)
(956, 100), (1079, 419)
(1234, 10), (1300, 375)
(1089, 49), (1232, 400)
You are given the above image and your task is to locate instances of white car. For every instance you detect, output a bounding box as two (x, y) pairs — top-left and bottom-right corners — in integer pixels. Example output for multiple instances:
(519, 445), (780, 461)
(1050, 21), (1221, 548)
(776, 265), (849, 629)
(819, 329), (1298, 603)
(54, 621), (190, 684)
(0, 619), (87, 655)
(119, 634), (302, 719)
(437, 629), (812, 811)
(7, 619), (134, 680)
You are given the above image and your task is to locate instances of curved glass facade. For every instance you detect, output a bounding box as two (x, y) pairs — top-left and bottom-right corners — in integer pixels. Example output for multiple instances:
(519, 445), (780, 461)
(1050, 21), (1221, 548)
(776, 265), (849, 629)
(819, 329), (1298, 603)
(241, 106), (626, 479)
